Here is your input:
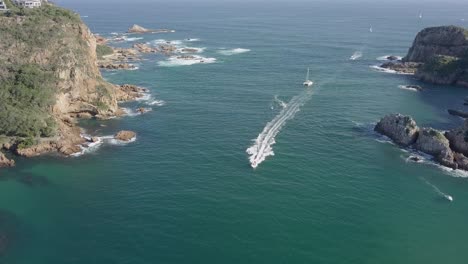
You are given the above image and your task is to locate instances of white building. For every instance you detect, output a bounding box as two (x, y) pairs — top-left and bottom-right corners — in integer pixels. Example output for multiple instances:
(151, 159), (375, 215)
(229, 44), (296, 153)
(13, 0), (43, 8)
(0, 1), (8, 11)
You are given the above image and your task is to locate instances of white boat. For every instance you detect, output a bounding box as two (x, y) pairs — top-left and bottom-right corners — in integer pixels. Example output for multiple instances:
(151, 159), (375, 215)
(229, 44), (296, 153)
(445, 195), (453, 202)
(303, 68), (314, 87)
(369, 26), (373, 33)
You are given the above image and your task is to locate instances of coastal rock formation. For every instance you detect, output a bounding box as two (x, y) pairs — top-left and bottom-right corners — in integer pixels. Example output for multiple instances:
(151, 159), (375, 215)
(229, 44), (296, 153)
(133, 43), (158, 53)
(128, 24), (152, 33)
(414, 128), (457, 169)
(0, 5), (147, 159)
(379, 26), (468, 87)
(374, 114), (419, 146)
(0, 153), (15, 168)
(445, 119), (468, 156)
(127, 24), (173, 34)
(375, 114), (468, 171)
(403, 26), (468, 63)
(114, 131), (136, 141)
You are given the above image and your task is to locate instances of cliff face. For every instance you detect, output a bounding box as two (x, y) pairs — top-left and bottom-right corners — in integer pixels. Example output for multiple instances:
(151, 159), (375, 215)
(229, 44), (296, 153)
(402, 26), (468, 87)
(404, 26), (468, 63)
(0, 5), (136, 157)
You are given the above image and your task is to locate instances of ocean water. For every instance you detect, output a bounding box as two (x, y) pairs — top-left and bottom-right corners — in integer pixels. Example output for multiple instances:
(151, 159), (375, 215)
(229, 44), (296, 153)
(2, 0), (468, 263)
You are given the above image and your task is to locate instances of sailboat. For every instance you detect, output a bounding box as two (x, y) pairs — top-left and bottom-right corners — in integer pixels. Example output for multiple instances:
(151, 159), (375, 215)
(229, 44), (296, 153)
(419, 12), (423, 19)
(303, 68), (313, 87)
(369, 26), (373, 33)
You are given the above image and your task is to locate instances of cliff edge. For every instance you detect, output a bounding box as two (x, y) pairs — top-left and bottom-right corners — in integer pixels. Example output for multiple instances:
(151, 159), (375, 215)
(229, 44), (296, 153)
(0, 3), (141, 160)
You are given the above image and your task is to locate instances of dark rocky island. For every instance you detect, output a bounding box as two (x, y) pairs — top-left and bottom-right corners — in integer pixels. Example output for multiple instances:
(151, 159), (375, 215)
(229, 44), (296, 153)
(0, 2), (142, 166)
(380, 26), (468, 87)
(375, 114), (468, 170)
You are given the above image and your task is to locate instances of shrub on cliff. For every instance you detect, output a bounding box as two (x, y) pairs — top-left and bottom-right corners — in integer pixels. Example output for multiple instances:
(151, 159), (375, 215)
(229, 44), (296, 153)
(96, 45), (114, 59)
(0, 64), (56, 137)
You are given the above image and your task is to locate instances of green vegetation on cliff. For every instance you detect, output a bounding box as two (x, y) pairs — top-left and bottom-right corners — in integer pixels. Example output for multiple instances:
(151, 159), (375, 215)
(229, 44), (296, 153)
(96, 44), (114, 59)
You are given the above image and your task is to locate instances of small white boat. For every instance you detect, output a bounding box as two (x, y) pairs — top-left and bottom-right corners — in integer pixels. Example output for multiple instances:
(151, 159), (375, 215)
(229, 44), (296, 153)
(303, 68), (314, 87)
(445, 195), (453, 202)
(369, 26), (373, 33)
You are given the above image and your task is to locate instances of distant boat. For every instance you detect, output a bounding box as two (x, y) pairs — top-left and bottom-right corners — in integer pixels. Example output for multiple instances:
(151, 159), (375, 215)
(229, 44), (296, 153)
(303, 68), (313, 87)
(445, 194), (453, 202)
(369, 26), (373, 33)
(419, 12), (423, 19)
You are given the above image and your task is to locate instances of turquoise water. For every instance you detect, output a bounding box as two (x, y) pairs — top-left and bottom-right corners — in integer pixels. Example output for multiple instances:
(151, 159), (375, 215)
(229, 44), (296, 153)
(2, 0), (468, 263)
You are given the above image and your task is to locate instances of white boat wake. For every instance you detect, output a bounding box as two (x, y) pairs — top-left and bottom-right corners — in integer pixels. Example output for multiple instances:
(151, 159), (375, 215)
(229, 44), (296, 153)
(273, 95), (287, 109)
(247, 88), (314, 168)
(420, 177), (453, 202)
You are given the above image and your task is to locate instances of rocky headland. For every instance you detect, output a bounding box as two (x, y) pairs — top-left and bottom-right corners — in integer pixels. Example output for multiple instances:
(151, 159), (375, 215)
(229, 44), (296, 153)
(380, 26), (468, 87)
(0, 3), (144, 166)
(375, 114), (468, 170)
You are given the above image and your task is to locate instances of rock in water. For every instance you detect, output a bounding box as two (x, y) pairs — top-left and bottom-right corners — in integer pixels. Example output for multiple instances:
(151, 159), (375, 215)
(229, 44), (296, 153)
(114, 131), (136, 141)
(374, 114), (420, 146)
(445, 119), (468, 156)
(128, 24), (151, 33)
(414, 128), (457, 169)
(0, 152), (15, 168)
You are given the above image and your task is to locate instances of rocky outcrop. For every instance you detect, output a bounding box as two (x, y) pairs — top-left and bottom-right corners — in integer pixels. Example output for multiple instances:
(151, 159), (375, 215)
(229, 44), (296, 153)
(133, 43), (158, 53)
(445, 119), (468, 156)
(379, 26), (468, 87)
(98, 63), (136, 70)
(127, 24), (174, 34)
(0, 5), (149, 159)
(403, 26), (468, 63)
(0, 153), (15, 168)
(374, 114), (419, 146)
(414, 128), (457, 169)
(375, 114), (468, 171)
(114, 131), (136, 141)
(380, 62), (422, 74)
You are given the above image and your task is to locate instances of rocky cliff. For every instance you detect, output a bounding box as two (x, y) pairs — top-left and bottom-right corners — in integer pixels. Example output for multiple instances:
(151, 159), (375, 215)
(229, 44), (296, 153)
(0, 4), (142, 161)
(382, 26), (468, 87)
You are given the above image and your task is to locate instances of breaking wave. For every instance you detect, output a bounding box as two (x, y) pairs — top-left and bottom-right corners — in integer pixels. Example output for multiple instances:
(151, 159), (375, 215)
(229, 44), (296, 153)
(71, 135), (136, 157)
(349, 51), (363, 60)
(370, 65), (414, 75)
(377, 55), (403, 61)
(158, 55), (216, 67)
(247, 89), (314, 168)
(217, 48), (251, 56)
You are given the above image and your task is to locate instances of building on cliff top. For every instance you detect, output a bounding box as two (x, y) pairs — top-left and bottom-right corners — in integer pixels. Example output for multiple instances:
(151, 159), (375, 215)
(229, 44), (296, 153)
(13, 0), (43, 8)
(0, 1), (8, 11)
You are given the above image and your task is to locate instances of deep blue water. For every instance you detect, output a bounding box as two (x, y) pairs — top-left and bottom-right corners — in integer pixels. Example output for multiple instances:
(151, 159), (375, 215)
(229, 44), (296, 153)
(1, 0), (468, 263)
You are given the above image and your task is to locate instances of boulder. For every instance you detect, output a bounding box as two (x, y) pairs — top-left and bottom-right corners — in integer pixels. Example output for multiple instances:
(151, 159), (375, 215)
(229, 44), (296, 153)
(374, 114), (419, 146)
(114, 131), (136, 141)
(445, 119), (468, 156)
(0, 153), (15, 168)
(128, 24), (151, 33)
(387, 55), (400, 61)
(380, 61), (422, 74)
(454, 152), (468, 170)
(414, 128), (457, 169)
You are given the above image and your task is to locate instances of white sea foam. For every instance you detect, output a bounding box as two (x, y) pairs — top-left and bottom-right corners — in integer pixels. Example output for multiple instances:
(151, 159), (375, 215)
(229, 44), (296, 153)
(71, 134), (136, 157)
(217, 48), (251, 56)
(398, 85), (419, 92)
(377, 55), (403, 61)
(273, 95), (287, 109)
(370, 65), (414, 75)
(123, 36), (144, 42)
(247, 89), (314, 169)
(122, 107), (152, 117)
(349, 51), (363, 60)
(151, 39), (183, 46)
(158, 55), (216, 67)
(147, 99), (166, 106)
